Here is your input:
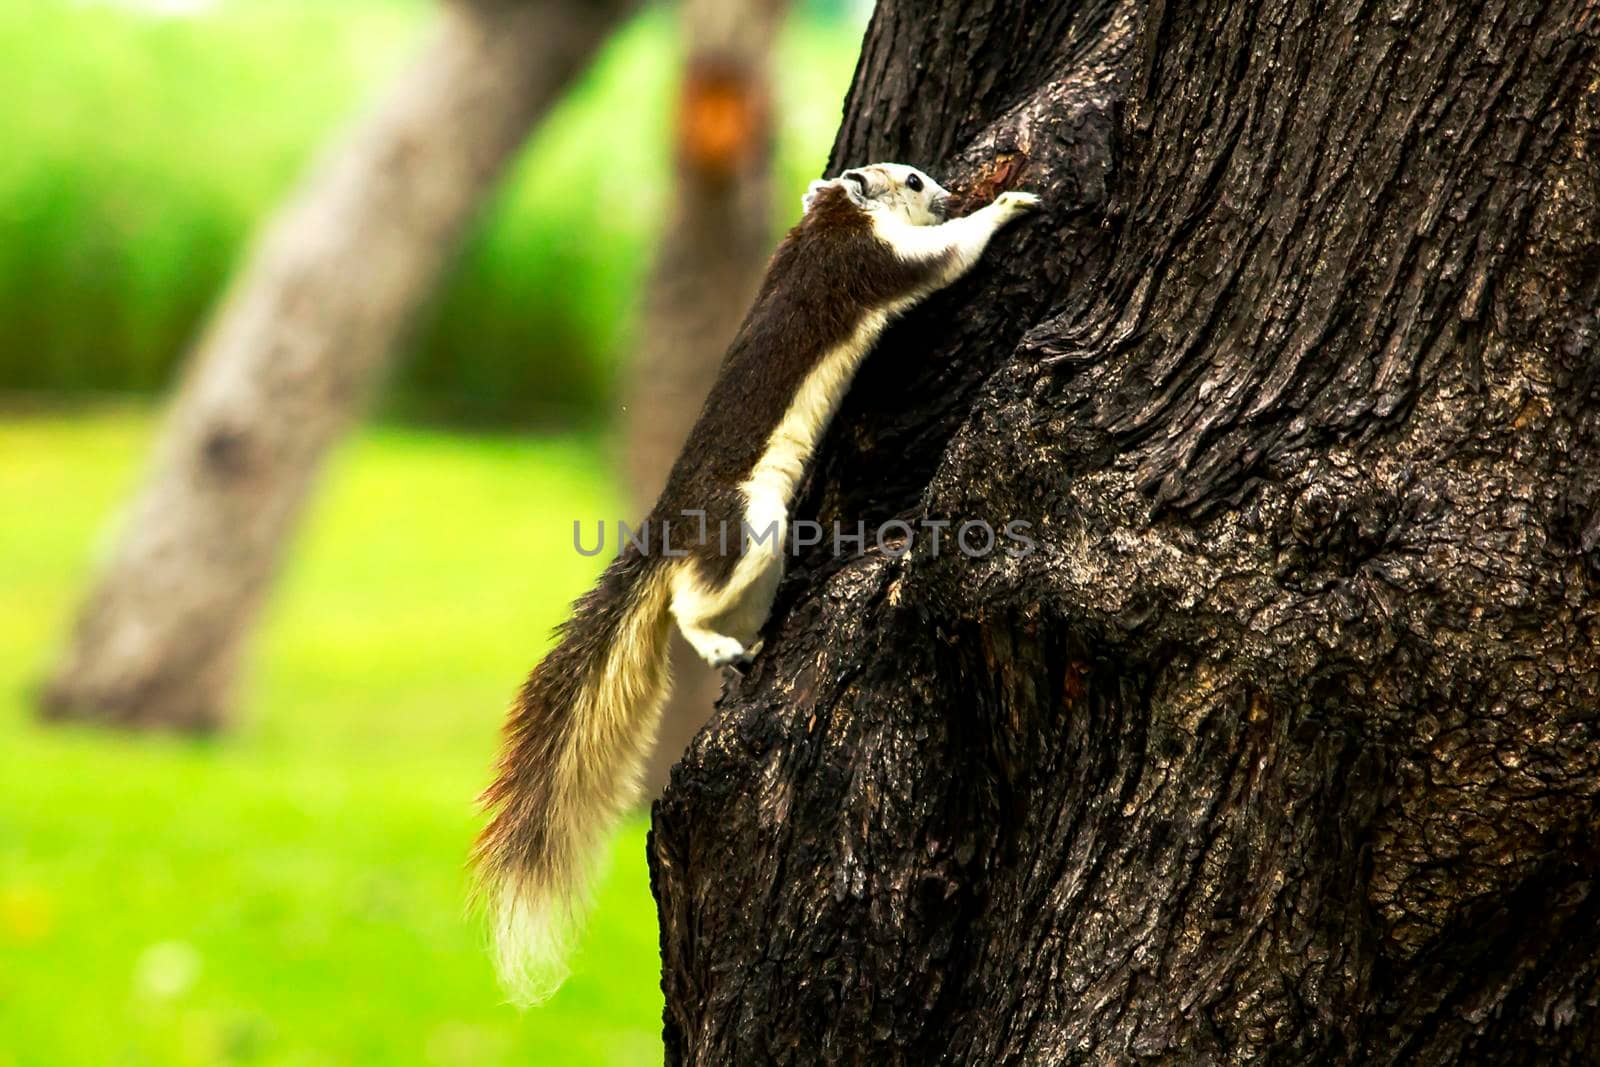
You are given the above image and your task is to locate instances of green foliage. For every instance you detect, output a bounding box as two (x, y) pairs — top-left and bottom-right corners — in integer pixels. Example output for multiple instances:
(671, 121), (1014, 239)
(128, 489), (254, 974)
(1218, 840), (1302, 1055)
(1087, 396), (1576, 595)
(0, 410), (663, 1066)
(0, 1), (863, 428)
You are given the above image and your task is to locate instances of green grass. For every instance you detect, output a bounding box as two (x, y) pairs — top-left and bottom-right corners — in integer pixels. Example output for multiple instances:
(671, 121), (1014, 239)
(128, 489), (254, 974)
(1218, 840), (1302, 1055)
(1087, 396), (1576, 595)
(0, 409), (664, 1066)
(0, 0), (865, 427)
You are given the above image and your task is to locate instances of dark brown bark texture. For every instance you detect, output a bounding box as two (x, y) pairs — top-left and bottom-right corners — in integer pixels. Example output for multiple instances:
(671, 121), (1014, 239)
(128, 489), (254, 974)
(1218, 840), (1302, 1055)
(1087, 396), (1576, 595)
(651, 0), (1600, 1063)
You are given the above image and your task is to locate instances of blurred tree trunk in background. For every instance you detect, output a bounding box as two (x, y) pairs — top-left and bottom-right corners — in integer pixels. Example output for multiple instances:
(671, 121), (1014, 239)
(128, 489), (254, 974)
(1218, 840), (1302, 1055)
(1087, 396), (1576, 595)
(627, 0), (790, 796)
(39, 0), (635, 732)
(653, 0), (1600, 1061)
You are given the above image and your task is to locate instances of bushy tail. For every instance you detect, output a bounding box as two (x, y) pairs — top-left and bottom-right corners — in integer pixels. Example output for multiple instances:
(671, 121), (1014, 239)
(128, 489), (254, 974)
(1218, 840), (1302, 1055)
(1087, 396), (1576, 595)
(474, 549), (675, 1003)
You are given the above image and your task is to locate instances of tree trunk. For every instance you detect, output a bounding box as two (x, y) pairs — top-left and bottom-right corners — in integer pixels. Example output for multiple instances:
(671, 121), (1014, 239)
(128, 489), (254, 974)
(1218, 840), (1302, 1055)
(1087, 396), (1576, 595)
(39, 0), (634, 732)
(651, 0), (1600, 1062)
(626, 0), (790, 796)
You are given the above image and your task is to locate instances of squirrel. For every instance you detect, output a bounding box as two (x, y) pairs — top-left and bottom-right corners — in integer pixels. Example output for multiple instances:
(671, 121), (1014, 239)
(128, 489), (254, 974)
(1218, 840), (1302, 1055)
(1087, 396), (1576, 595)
(475, 163), (1040, 1001)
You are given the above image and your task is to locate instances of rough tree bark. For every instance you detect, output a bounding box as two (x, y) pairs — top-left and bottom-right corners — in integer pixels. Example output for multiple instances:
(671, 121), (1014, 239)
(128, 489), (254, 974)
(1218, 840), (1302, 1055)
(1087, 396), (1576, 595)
(40, 0), (634, 731)
(628, 0), (792, 797)
(652, 0), (1600, 1062)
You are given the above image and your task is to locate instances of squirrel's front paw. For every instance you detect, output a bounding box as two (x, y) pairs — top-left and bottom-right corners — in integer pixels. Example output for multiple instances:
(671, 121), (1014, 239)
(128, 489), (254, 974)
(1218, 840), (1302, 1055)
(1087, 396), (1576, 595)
(995, 190), (1042, 219)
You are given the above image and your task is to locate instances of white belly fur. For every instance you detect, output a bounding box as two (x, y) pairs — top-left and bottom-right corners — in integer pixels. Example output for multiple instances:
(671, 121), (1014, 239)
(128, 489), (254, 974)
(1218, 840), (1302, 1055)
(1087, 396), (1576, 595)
(739, 307), (896, 524)
(670, 302), (908, 661)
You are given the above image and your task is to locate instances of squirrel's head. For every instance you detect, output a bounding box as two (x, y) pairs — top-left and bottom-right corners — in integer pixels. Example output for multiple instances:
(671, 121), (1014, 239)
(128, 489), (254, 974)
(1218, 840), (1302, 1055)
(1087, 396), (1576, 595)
(802, 163), (951, 226)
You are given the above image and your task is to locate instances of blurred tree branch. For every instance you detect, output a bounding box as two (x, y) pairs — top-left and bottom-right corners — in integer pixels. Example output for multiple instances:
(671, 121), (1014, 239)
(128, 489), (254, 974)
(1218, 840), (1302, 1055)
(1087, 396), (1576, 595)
(628, 0), (792, 797)
(40, 0), (636, 731)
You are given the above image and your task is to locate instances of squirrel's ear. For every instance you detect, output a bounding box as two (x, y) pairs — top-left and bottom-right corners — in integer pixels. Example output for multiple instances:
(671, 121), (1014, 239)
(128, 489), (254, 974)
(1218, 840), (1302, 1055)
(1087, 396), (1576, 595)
(801, 179), (835, 215)
(840, 169), (876, 208)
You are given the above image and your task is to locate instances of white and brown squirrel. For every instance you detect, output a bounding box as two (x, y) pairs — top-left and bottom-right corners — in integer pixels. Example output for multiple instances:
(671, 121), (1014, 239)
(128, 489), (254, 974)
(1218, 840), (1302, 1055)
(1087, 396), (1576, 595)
(475, 163), (1040, 1001)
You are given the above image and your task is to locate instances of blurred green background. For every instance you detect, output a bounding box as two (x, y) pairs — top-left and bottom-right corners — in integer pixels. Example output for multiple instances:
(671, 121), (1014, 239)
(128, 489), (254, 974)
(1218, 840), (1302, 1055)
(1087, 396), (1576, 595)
(0, 1), (865, 1064)
(0, 0), (860, 427)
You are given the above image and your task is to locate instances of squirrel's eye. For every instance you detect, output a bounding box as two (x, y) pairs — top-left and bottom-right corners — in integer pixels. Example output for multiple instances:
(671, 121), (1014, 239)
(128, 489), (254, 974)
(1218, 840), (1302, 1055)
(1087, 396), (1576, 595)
(906, 173), (924, 192)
